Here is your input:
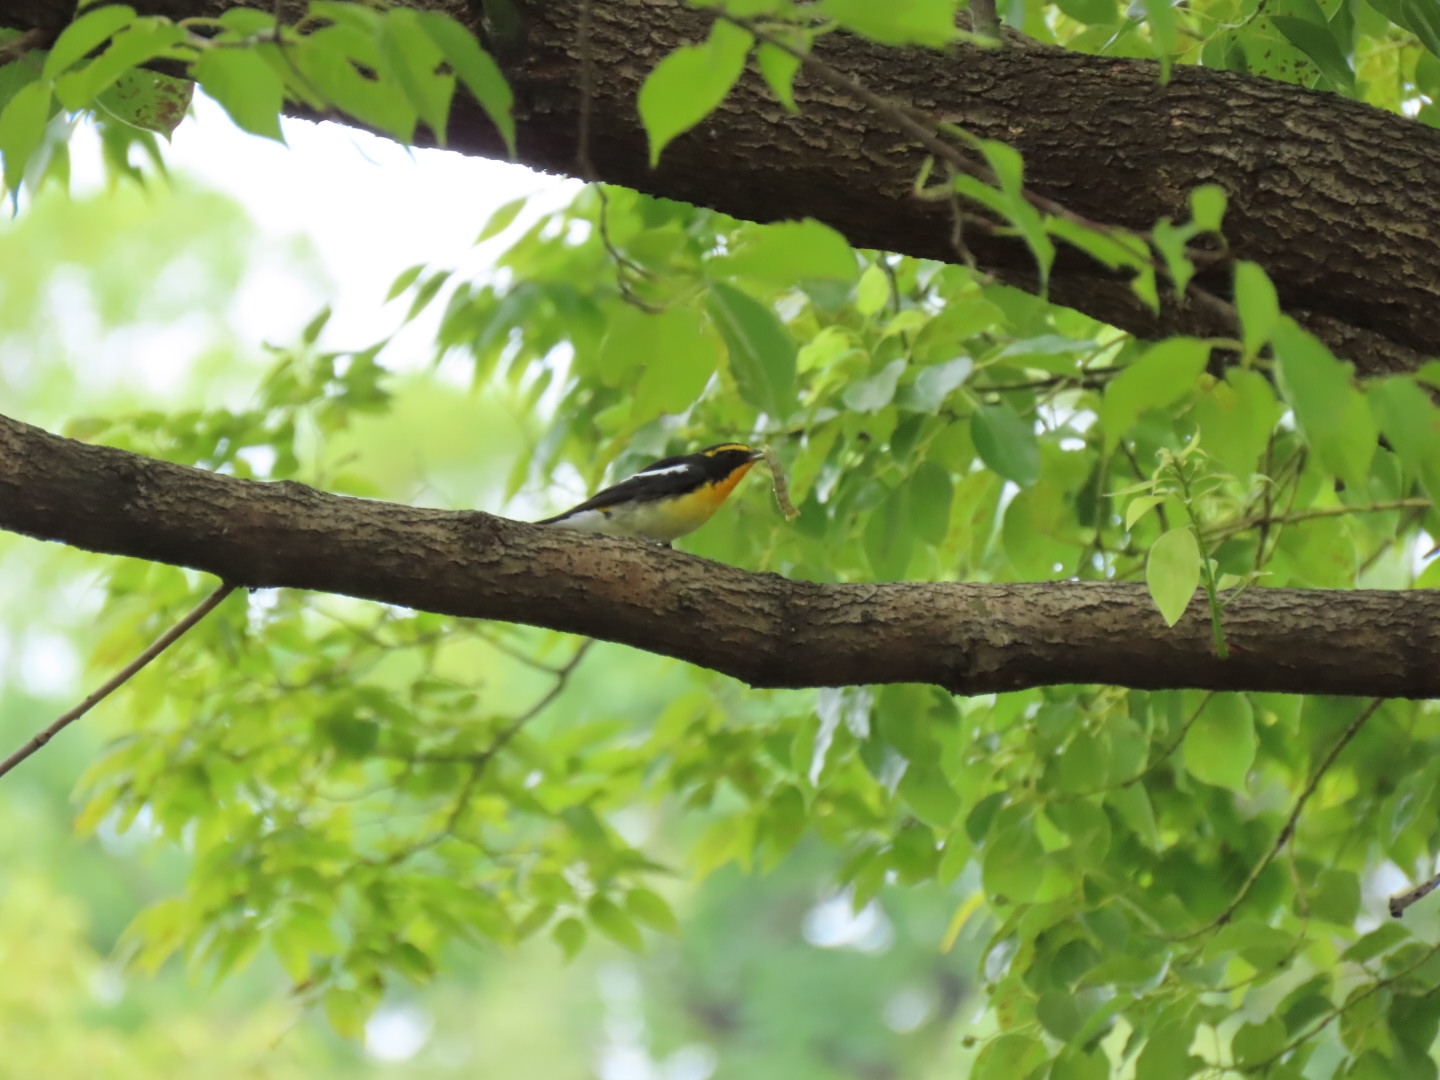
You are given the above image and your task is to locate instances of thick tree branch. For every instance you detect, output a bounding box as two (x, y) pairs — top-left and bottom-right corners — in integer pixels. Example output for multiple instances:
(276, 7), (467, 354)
(4, 411), (1439, 698)
(16, 0), (1434, 373)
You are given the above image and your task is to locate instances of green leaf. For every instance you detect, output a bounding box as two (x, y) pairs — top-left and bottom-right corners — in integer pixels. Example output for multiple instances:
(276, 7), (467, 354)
(1151, 218), (1197, 296)
(1139, 0), (1177, 69)
(416, 11), (515, 156)
(1183, 693), (1254, 790)
(1310, 868), (1360, 925)
(385, 263), (426, 303)
(712, 219), (858, 285)
(973, 1033), (1047, 1080)
(1365, 0), (1440, 60)
(1234, 260), (1280, 359)
(588, 895), (644, 951)
(817, 0), (958, 46)
(1232, 1017), (1287, 1068)
(954, 172), (1055, 287)
(1192, 368), (1281, 479)
(898, 763), (961, 827)
(1189, 184), (1227, 231)
(1368, 376), (1440, 500)
(43, 4), (136, 80)
(902, 356), (972, 413)
(1273, 320), (1375, 491)
(379, 8), (453, 143)
(1054, 0), (1118, 24)
(391, 942), (435, 984)
(1146, 527), (1200, 627)
(1271, 15), (1355, 91)
(0, 46), (43, 116)
(1125, 495), (1164, 530)
(0, 80), (51, 194)
(97, 68), (192, 136)
(972, 402), (1040, 487)
(192, 48), (284, 141)
(285, 23), (415, 138)
(475, 194), (526, 243)
(980, 139), (1025, 195)
(552, 916), (586, 961)
(855, 263), (890, 315)
(600, 303), (719, 417)
(707, 280), (797, 418)
(1049, 218), (1155, 309)
(908, 460), (953, 545)
(625, 888), (679, 935)
(1135, 1018), (1201, 1080)
(1342, 922), (1409, 963)
(842, 358), (906, 413)
(637, 20), (751, 167)
(756, 40), (801, 113)
(324, 985), (377, 1039)
(890, 821), (939, 883)
(982, 809), (1049, 903)
(53, 18), (187, 111)
(1049, 1046), (1111, 1080)
(863, 484), (914, 579)
(1101, 337), (1210, 451)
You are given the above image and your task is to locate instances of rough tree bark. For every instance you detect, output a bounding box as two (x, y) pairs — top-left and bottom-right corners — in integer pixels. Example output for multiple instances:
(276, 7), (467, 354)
(6, 0), (1438, 373)
(3, 411), (1437, 698)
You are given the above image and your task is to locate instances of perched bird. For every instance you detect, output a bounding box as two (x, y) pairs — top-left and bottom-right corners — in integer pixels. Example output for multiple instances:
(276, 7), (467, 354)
(537, 442), (762, 544)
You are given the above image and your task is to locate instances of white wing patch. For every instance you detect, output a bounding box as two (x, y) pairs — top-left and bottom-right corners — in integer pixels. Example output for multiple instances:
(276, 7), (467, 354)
(634, 462), (694, 479)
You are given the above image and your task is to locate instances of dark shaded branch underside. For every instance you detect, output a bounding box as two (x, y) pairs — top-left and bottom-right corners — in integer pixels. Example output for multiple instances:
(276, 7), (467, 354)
(3, 412), (1438, 698)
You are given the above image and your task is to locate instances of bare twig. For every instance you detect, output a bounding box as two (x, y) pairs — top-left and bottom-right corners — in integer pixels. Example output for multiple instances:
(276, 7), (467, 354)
(382, 638), (594, 863)
(1239, 939), (1440, 1072)
(0, 581), (238, 781)
(968, 0), (1001, 40)
(1390, 869), (1440, 918)
(1175, 697), (1383, 940)
(979, 365), (1123, 394)
(1205, 498), (1430, 541)
(0, 28), (45, 67)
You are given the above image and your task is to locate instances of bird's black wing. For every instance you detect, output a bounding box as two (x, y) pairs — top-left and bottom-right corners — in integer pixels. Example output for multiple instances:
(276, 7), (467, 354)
(536, 457), (704, 522)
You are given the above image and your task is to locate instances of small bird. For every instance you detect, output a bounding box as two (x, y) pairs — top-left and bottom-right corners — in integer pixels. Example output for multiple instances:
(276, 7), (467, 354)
(537, 442), (762, 544)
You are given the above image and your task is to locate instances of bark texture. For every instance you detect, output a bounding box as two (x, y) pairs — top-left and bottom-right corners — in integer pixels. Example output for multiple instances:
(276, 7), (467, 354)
(4, 411), (1437, 698)
(7, 0), (1437, 373)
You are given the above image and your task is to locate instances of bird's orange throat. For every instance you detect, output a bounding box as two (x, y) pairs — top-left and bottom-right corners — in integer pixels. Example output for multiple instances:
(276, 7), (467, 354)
(703, 459), (756, 507)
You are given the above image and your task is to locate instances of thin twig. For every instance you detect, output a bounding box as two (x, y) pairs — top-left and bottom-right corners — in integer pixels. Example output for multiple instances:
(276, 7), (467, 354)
(1239, 939), (1440, 1072)
(391, 638), (595, 862)
(1174, 697), (1383, 940)
(0, 28), (45, 67)
(1205, 498), (1430, 541)
(1390, 869), (1440, 918)
(1359, 507), (1427, 579)
(0, 582), (238, 781)
(980, 365), (1123, 394)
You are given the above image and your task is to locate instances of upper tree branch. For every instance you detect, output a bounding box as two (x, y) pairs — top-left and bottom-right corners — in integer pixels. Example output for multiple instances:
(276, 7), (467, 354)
(25, 0), (1430, 372)
(3, 411), (1438, 698)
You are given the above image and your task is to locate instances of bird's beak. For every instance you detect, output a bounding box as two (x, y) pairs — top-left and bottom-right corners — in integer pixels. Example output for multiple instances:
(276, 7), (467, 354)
(750, 448), (765, 461)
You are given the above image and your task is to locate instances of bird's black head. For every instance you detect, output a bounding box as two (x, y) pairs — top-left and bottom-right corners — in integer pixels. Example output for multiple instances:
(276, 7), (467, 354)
(698, 443), (761, 479)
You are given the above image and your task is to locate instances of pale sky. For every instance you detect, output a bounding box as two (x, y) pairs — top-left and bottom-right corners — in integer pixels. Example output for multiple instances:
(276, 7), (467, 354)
(167, 93), (577, 361)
